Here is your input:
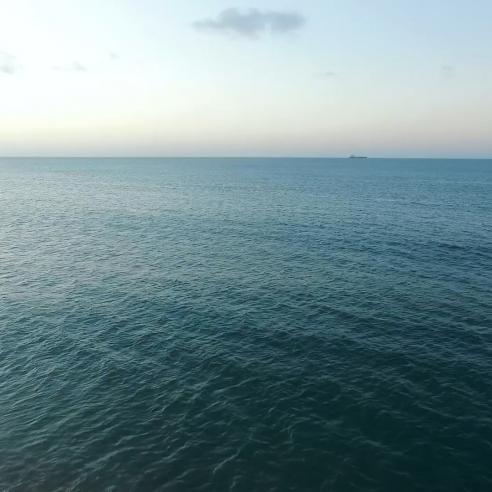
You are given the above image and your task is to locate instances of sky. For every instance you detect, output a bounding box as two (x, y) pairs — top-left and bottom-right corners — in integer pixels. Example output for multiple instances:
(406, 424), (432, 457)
(0, 0), (491, 157)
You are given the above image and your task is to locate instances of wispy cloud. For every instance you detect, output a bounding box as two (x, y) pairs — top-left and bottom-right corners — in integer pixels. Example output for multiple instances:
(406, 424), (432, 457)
(441, 65), (455, 79)
(319, 71), (337, 78)
(0, 52), (16, 74)
(51, 61), (87, 72)
(193, 8), (305, 38)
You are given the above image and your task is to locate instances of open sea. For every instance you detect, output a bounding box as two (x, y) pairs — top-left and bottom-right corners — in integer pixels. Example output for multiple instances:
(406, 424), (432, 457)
(0, 157), (491, 491)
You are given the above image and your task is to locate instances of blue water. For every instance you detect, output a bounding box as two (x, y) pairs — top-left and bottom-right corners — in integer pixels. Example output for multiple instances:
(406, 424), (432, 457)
(1, 158), (491, 491)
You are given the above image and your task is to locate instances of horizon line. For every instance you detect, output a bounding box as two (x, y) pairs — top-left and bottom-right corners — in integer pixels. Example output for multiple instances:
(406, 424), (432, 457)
(1, 155), (492, 160)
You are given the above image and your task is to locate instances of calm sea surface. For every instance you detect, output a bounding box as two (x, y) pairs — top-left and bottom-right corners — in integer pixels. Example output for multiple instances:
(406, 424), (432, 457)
(1, 158), (491, 491)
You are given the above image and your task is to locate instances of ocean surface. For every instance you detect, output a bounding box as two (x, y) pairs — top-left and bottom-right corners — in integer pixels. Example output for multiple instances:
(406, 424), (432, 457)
(1, 157), (491, 491)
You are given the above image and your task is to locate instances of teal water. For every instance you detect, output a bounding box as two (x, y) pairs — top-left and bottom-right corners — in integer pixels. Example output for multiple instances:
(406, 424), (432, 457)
(1, 158), (491, 491)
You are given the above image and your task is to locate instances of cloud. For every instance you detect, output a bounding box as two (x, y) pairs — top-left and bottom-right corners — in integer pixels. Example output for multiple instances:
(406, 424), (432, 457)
(193, 8), (305, 38)
(0, 52), (16, 74)
(319, 71), (337, 78)
(441, 65), (455, 79)
(51, 61), (87, 72)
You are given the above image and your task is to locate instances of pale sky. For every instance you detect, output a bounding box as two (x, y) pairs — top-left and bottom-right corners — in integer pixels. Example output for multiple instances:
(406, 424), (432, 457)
(1, 0), (491, 157)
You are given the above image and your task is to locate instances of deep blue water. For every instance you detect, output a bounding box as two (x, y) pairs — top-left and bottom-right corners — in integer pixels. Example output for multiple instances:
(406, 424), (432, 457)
(1, 158), (491, 491)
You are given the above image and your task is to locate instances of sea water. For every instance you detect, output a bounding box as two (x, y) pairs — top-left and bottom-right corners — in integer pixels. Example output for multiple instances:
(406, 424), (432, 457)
(1, 158), (491, 491)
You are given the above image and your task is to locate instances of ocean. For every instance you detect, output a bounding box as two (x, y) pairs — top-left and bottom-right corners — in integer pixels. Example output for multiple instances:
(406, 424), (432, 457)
(1, 157), (491, 491)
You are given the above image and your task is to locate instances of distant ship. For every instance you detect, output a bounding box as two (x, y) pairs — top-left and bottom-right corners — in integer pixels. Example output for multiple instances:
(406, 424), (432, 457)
(349, 155), (368, 159)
